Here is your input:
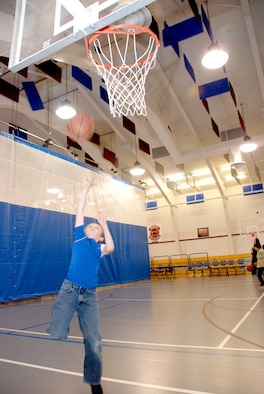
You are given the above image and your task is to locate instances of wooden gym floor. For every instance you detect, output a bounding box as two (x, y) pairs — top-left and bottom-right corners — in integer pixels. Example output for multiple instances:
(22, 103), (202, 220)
(0, 274), (264, 394)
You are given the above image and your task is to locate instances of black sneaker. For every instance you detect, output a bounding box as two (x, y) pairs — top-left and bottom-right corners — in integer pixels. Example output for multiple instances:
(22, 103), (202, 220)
(91, 384), (103, 394)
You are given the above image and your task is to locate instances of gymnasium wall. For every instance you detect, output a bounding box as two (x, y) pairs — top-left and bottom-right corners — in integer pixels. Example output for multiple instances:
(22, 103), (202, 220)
(146, 189), (264, 260)
(0, 131), (149, 302)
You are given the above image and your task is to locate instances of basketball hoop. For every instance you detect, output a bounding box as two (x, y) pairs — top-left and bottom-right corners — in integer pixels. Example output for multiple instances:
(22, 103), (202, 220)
(85, 24), (160, 117)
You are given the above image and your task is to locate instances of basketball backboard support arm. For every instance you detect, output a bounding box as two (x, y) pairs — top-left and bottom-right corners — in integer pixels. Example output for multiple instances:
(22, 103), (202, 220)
(9, 0), (157, 72)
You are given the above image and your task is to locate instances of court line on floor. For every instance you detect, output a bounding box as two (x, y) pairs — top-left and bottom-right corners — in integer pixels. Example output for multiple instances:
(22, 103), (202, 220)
(0, 357), (214, 393)
(102, 297), (258, 302)
(218, 292), (264, 348)
(102, 339), (264, 353)
(202, 292), (264, 349)
(1, 327), (264, 353)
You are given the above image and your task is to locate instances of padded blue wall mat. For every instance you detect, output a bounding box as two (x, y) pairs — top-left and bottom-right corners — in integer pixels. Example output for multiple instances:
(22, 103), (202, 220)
(0, 202), (150, 302)
(0, 202), (74, 302)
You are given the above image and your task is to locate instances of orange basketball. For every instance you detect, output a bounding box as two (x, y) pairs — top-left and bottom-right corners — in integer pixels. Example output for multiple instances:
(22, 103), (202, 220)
(67, 113), (94, 142)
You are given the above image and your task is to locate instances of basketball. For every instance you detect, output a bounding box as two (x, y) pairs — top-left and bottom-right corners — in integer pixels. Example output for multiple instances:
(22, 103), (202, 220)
(247, 265), (254, 272)
(67, 113), (94, 142)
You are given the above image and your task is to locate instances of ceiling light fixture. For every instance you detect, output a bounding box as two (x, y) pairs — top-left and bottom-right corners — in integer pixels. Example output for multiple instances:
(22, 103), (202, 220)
(56, 98), (76, 119)
(47, 187), (60, 194)
(56, 64), (76, 120)
(202, 42), (229, 69)
(226, 173), (246, 181)
(201, 1), (229, 70)
(167, 173), (185, 181)
(129, 133), (145, 176)
(192, 168), (211, 177)
(167, 173), (186, 182)
(196, 178), (215, 186)
(239, 104), (258, 153)
(177, 183), (191, 190)
(220, 164), (232, 172)
(239, 133), (257, 153)
(240, 140), (257, 153)
(130, 160), (145, 176)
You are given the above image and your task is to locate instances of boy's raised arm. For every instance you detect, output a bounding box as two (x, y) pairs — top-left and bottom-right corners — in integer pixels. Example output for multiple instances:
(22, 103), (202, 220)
(75, 178), (93, 227)
(97, 210), (115, 254)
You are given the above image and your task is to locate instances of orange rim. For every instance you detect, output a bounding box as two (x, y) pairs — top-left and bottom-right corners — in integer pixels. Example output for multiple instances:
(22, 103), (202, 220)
(85, 24), (159, 67)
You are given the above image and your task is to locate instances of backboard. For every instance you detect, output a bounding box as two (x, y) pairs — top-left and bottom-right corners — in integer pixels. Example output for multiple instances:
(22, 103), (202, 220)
(9, 0), (157, 72)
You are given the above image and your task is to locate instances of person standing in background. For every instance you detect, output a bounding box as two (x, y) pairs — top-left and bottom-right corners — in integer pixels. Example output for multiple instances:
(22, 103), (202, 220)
(251, 232), (261, 276)
(253, 244), (264, 286)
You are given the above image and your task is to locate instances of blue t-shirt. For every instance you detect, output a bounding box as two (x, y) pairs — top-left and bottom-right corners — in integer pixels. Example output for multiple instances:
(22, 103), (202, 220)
(66, 225), (104, 289)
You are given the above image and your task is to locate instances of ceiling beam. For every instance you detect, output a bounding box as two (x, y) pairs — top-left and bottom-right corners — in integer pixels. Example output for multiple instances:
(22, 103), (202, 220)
(240, 0), (264, 102)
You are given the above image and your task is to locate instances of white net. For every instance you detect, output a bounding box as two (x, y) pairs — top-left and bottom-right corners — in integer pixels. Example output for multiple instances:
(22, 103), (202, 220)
(86, 25), (159, 117)
(0, 130), (147, 226)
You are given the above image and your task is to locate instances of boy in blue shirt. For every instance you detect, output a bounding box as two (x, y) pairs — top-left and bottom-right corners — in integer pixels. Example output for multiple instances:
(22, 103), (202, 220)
(47, 178), (115, 394)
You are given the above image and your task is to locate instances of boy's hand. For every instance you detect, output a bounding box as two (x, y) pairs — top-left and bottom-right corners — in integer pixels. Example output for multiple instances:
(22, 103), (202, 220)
(97, 210), (107, 227)
(83, 178), (94, 188)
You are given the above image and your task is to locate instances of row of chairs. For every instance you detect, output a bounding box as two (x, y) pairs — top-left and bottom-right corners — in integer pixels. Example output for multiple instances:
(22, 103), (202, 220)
(186, 261), (210, 277)
(187, 259), (246, 277)
(150, 259), (246, 279)
(151, 264), (175, 279)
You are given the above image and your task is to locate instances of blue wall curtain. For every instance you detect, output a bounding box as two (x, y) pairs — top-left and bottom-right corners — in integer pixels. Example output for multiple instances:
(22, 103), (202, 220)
(0, 202), (150, 302)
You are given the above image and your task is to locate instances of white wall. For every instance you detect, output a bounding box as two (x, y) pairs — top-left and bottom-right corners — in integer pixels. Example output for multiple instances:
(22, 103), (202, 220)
(146, 186), (264, 260)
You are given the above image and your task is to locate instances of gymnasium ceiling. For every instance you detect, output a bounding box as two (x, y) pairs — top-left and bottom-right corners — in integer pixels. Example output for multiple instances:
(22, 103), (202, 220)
(0, 0), (264, 203)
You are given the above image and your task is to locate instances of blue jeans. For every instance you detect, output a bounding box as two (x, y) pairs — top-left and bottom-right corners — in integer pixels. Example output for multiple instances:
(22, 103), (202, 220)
(47, 279), (102, 385)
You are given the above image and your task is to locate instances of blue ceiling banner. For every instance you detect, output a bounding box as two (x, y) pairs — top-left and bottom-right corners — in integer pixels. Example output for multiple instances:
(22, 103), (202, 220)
(198, 78), (229, 100)
(162, 21), (180, 57)
(100, 85), (109, 104)
(201, 3), (212, 41)
(72, 66), (92, 91)
(22, 81), (44, 111)
(163, 16), (203, 45)
(184, 54), (196, 82)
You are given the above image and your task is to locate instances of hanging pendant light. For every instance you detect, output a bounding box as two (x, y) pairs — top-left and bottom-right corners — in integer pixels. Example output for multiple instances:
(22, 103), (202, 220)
(130, 160), (145, 176)
(56, 64), (76, 120)
(129, 134), (145, 176)
(201, 1), (229, 70)
(202, 42), (229, 69)
(239, 104), (258, 153)
(239, 135), (257, 153)
(56, 98), (76, 119)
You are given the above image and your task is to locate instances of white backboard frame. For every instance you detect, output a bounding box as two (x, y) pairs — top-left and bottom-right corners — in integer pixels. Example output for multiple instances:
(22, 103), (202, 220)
(9, 0), (157, 72)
